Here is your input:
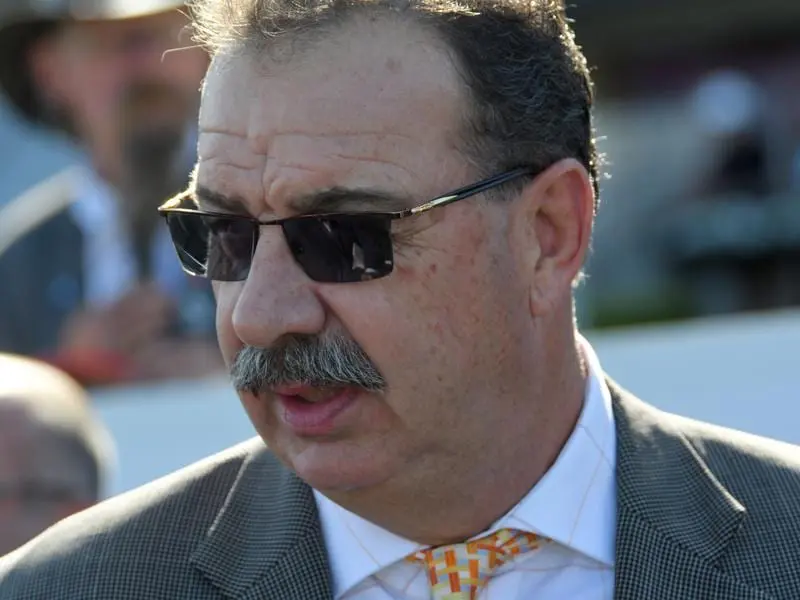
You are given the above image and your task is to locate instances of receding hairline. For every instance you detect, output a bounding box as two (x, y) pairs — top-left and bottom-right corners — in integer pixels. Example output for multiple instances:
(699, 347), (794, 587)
(191, 0), (435, 56)
(188, 0), (569, 55)
(201, 6), (464, 87)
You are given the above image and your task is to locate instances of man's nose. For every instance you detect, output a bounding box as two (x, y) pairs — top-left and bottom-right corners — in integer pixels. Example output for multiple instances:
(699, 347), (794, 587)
(230, 229), (327, 349)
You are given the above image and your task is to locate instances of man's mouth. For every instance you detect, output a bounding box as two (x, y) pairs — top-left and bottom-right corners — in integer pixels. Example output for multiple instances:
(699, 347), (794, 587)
(270, 384), (361, 436)
(272, 384), (347, 404)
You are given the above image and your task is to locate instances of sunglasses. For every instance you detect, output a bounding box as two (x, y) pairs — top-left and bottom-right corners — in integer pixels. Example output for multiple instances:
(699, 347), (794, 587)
(158, 167), (535, 284)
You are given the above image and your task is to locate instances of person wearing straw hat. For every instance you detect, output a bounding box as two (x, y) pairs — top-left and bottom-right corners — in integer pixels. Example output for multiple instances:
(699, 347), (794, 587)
(0, 0), (222, 384)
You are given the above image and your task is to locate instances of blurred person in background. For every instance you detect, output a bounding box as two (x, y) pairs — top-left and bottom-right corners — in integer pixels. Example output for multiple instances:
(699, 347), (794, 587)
(666, 70), (800, 315)
(0, 353), (114, 556)
(690, 70), (770, 198)
(0, 0), (222, 385)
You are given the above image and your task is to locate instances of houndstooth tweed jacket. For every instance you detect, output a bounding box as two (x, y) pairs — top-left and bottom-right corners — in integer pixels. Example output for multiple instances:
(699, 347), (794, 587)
(2, 382), (800, 599)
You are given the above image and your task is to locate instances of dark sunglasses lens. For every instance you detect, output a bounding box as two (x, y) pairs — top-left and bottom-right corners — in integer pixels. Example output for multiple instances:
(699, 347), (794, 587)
(165, 212), (256, 281)
(282, 214), (394, 283)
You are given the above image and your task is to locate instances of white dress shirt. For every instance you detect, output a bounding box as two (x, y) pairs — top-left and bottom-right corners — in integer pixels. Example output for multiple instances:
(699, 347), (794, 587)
(314, 336), (617, 599)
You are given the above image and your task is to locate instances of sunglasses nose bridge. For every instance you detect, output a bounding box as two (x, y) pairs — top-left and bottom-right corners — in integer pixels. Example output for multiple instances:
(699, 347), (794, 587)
(249, 222), (302, 277)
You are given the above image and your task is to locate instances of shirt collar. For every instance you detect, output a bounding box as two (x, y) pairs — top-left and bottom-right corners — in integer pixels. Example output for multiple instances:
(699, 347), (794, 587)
(314, 334), (617, 598)
(313, 495), (419, 597)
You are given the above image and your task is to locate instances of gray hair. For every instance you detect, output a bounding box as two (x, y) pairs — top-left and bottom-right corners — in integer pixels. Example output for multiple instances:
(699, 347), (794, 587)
(231, 333), (385, 393)
(187, 0), (600, 206)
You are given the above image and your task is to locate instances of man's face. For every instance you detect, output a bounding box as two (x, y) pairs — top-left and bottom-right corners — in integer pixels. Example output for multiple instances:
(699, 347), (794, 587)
(33, 11), (208, 181)
(199, 22), (540, 494)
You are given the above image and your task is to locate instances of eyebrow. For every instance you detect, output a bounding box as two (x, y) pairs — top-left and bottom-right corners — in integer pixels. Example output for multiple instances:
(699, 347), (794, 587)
(191, 184), (416, 217)
(287, 187), (415, 215)
(193, 186), (250, 215)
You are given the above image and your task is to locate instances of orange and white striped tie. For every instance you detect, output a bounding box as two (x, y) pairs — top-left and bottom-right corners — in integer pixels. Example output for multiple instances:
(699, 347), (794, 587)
(407, 528), (543, 600)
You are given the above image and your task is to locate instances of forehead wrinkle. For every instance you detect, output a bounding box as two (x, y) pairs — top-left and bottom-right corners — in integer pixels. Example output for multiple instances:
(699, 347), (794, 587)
(251, 129), (417, 170)
(200, 127), (250, 139)
(198, 132), (267, 190)
(265, 153), (415, 181)
(194, 136), (270, 215)
(252, 128), (416, 145)
(260, 129), (419, 174)
(327, 152), (415, 176)
(258, 143), (418, 214)
(260, 163), (413, 216)
(198, 130), (261, 163)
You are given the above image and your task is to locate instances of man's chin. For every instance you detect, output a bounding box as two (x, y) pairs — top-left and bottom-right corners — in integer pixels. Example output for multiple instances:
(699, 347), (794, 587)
(278, 437), (398, 494)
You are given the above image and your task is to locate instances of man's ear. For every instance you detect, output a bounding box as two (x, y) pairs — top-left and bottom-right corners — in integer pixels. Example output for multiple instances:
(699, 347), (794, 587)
(27, 33), (73, 110)
(507, 158), (595, 317)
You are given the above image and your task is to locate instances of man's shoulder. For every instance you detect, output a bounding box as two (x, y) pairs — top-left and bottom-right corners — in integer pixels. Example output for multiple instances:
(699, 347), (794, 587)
(0, 437), (271, 600)
(613, 383), (800, 500)
(668, 410), (800, 498)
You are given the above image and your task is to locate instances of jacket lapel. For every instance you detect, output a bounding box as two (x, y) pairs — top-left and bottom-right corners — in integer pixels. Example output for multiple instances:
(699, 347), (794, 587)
(191, 444), (332, 599)
(610, 383), (774, 600)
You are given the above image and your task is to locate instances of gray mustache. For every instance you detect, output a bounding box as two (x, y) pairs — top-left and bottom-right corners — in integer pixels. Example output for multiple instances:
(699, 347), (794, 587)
(230, 334), (386, 394)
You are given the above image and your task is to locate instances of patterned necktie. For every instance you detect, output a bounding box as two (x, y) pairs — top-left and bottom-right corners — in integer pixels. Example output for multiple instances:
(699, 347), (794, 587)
(407, 528), (543, 600)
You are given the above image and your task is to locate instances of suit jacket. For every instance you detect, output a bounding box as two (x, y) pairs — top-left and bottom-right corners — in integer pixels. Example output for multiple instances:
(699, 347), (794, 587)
(1, 382), (799, 599)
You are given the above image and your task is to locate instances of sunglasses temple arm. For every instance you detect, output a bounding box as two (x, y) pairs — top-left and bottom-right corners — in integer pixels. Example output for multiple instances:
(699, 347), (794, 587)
(406, 167), (535, 217)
